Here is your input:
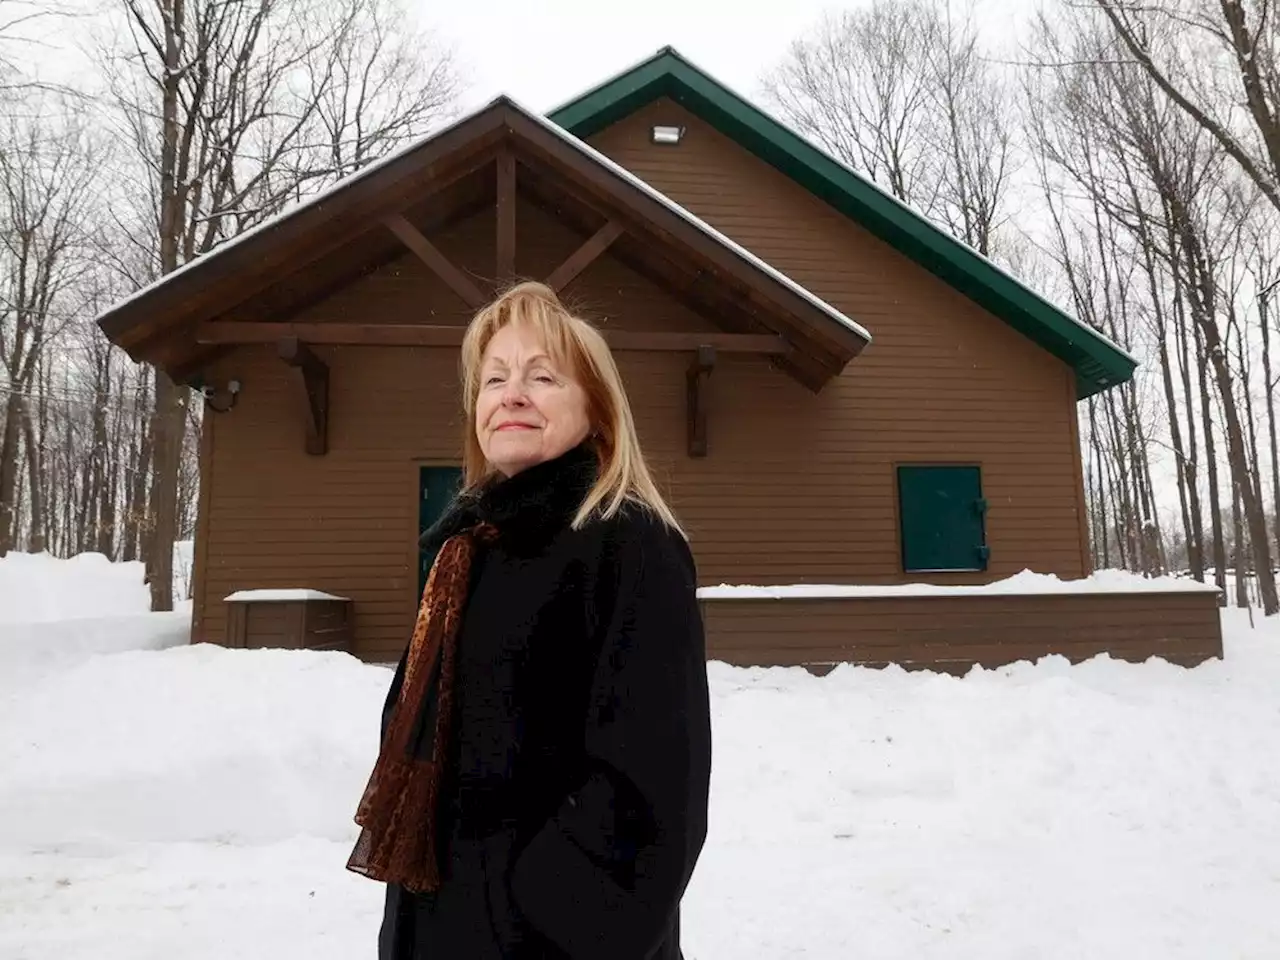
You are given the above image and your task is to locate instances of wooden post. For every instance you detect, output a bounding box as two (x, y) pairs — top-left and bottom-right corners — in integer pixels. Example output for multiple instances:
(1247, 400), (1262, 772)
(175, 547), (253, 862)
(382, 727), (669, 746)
(687, 344), (716, 458)
(496, 151), (517, 285)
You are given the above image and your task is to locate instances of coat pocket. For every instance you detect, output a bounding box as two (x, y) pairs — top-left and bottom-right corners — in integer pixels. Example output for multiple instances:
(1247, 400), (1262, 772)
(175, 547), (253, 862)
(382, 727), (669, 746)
(480, 829), (532, 958)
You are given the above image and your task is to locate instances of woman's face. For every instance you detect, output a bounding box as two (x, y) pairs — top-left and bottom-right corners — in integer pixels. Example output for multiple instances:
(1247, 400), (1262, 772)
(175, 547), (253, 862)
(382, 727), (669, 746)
(475, 322), (592, 477)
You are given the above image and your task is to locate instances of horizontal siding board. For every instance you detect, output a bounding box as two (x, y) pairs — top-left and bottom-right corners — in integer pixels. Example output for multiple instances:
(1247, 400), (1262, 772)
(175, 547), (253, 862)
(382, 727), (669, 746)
(701, 592), (1222, 668)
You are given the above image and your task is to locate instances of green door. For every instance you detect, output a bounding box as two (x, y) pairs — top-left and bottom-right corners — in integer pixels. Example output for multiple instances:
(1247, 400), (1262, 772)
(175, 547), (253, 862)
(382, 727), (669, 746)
(897, 465), (989, 572)
(419, 466), (463, 601)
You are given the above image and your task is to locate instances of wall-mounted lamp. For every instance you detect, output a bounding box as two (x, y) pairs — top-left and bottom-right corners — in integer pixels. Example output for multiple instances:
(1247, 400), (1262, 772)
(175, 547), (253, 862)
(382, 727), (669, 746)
(651, 125), (686, 145)
(200, 378), (241, 414)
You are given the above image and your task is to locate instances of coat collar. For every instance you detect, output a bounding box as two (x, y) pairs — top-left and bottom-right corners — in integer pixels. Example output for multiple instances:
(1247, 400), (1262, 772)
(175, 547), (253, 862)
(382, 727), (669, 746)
(421, 444), (600, 554)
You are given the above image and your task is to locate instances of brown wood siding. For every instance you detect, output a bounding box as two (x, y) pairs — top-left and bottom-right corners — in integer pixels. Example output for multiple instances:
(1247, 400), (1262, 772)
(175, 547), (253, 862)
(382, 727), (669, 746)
(701, 591), (1224, 672)
(585, 99), (1089, 574)
(196, 138), (1100, 662)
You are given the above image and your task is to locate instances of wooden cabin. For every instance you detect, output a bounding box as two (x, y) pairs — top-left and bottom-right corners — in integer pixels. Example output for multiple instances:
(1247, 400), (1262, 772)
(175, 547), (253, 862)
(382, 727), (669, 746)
(95, 48), (1223, 671)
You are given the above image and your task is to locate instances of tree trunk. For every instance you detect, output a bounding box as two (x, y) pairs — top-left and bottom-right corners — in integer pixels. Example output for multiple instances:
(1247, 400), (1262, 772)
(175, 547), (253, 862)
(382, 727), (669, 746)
(122, 368), (150, 563)
(145, 369), (186, 612)
(18, 399), (44, 553)
(100, 384), (121, 560)
(1182, 277), (1274, 611)
(1174, 283), (1206, 580)
(1180, 219), (1278, 612)
(1231, 475), (1248, 607)
(0, 393), (22, 557)
(1196, 324), (1229, 603)
(1260, 286), (1280, 567)
(91, 366), (113, 557)
(1087, 399), (1111, 568)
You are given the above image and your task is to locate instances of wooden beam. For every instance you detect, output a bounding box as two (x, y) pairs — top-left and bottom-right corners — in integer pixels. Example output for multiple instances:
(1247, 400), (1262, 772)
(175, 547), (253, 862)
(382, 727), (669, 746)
(197, 321), (787, 354)
(277, 337), (329, 456)
(495, 151), (516, 283)
(607, 330), (781, 353)
(201, 322), (465, 347)
(687, 345), (715, 458)
(384, 214), (486, 309)
(546, 220), (624, 292)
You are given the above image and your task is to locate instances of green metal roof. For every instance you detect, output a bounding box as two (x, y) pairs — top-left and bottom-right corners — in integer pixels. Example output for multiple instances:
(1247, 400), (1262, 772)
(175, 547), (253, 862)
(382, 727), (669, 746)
(549, 47), (1137, 399)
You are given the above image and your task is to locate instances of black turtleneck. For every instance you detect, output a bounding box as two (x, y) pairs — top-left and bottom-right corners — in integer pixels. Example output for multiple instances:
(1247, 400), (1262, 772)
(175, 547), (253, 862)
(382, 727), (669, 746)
(419, 442), (601, 558)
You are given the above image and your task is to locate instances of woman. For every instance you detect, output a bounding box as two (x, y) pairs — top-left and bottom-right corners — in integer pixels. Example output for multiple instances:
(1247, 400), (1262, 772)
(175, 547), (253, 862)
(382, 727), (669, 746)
(348, 281), (713, 960)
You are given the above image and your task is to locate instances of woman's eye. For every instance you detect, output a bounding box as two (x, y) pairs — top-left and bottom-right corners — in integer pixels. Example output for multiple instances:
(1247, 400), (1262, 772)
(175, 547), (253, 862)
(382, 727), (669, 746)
(534, 374), (555, 384)
(484, 376), (503, 386)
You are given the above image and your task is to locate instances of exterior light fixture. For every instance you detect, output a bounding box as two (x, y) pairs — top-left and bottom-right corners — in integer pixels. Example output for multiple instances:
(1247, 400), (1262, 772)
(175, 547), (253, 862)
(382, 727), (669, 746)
(199, 378), (242, 414)
(651, 125), (685, 145)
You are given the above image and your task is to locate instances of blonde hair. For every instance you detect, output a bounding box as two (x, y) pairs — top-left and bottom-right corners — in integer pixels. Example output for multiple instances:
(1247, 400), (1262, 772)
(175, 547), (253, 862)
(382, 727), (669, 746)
(459, 280), (684, 536)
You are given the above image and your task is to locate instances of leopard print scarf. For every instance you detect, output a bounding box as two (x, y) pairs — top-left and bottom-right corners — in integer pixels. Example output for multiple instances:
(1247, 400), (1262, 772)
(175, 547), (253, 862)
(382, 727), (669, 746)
(346, 522), (498, 893)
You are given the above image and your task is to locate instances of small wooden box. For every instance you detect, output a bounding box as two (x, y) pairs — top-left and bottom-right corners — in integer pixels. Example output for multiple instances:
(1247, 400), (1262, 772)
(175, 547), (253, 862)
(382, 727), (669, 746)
(223, 589), (353, 652)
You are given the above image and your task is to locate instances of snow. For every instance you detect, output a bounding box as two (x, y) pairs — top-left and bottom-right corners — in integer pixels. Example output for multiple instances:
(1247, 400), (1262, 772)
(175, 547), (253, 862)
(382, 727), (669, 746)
(2, 553), (1278, 959)
(224, 589), (349, 603)
(100, 93), (871, 347)
(0, 550), (190, 689)
(0, 551), (151, 623)
(698, 568), (1224, 599)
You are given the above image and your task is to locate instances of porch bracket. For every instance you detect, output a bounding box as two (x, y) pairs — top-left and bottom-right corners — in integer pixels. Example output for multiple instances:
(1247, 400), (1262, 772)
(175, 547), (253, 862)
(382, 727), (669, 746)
(546, 220), (625, 293)
(383, 214), (486, 309)
(687, 344), (716, 458)
(278, 337), (329, 456)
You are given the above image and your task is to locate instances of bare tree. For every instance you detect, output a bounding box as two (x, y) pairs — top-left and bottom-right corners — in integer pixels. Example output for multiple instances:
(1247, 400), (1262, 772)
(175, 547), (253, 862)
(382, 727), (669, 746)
(1246, 211), (1280, 562)
(1092, 0), (1280, 215)
(763, 0), (1017, 257)
(764, 0), (940, 208)
(0, 104), (97, 556)
(97, 0), (461, 610)
(924, 0), (1018, 256)
(1021, 5), (1280, 611)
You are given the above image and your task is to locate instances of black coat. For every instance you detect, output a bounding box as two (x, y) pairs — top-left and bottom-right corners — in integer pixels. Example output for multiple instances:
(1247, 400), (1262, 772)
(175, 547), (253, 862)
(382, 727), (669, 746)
(376, 445), (712, 960)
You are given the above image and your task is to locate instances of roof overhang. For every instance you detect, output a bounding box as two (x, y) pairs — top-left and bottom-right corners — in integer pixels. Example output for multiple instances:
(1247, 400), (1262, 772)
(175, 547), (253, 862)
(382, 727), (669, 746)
(96, 96), (870, 393)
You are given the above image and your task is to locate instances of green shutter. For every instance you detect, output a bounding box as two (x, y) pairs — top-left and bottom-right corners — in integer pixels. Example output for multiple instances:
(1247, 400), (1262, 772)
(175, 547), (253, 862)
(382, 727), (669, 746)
(897, 465), (989, 573)
(418, 466), (463, 601)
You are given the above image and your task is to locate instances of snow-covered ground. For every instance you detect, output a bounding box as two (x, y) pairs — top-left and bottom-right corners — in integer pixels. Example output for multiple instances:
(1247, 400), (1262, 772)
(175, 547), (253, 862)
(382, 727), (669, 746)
(2, 553), (1278, 959)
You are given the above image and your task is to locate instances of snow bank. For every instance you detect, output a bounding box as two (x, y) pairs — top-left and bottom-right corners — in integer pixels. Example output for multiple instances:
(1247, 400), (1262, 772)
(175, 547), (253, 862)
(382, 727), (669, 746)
(0, 549), (193, 687)
(0, 607), (191, 687)
(1, 546), (1277, 958)
(0, 551), (151, 623)
(698, 567), (1224, 598)
(0, 613), (1278, 958)
(0, 541), (196, 623)
(0, 644), (385, 848)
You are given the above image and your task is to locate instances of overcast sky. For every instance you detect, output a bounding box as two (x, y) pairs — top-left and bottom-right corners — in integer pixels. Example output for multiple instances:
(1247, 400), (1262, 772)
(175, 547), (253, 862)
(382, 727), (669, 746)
(12, 0), (1034, 117)
(427, 0), (1033, 113)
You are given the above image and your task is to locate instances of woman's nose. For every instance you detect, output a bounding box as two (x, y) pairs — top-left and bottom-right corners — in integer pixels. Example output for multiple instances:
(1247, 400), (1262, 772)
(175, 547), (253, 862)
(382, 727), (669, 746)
(500, 381), (529, 406)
